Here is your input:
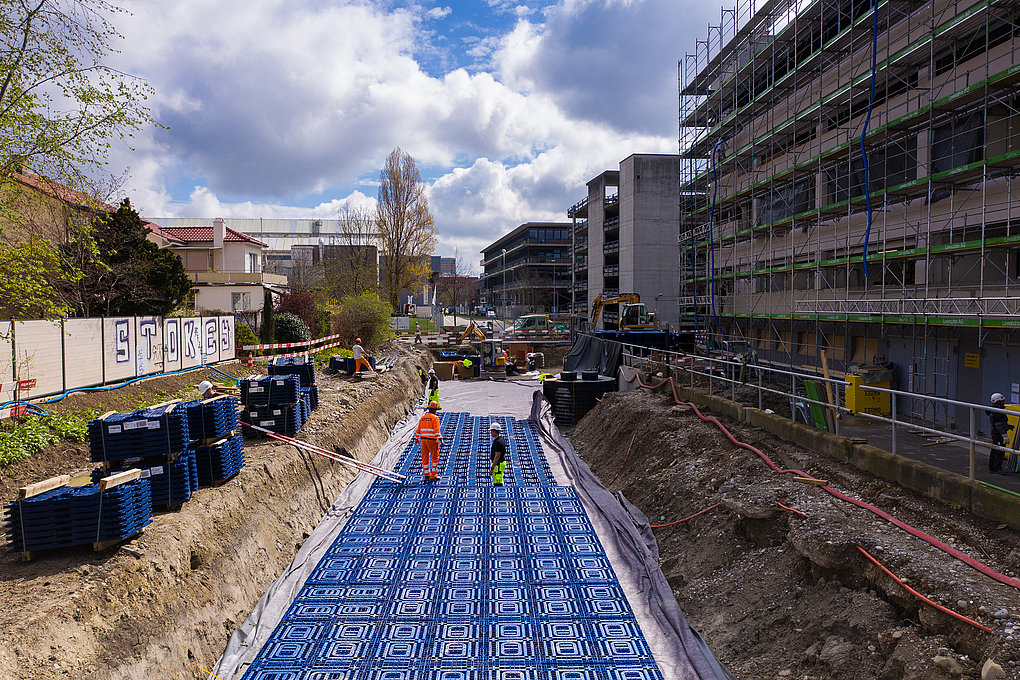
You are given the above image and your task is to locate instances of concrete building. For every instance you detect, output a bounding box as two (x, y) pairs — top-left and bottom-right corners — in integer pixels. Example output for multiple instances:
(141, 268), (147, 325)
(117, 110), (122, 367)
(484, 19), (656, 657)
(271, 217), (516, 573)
(679, 0), (1020, 427)
(160, 219), (286, 314)
(567, 154), (680, 330)
(154, 217), (378, 281)
(480, 222), (572, 317)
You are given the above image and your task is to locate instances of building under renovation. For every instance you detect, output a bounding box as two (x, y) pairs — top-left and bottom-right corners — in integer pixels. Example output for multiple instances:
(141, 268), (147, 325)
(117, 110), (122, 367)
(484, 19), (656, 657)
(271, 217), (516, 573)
(679, 0), (1020, 426)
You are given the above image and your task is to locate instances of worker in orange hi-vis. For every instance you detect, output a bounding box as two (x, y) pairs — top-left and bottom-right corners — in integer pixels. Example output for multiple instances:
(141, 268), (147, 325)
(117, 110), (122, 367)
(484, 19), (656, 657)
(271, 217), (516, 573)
(416, 400), (443, 482)
(352, 337), (372, 373)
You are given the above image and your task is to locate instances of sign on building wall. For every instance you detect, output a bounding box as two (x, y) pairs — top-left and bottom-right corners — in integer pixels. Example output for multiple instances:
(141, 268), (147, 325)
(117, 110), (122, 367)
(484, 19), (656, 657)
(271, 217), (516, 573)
(4, 315), (236, 409)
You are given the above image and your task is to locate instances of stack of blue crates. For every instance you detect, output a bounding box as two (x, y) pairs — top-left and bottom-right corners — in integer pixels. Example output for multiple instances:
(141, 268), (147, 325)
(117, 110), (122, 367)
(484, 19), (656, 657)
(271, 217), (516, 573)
(4, 479), (152, 553)
(270, 356), (319, 412)
(184, 396), (240, 442)
(92, 453), (197, 508)
(241, 375), (306, 435)
(240, 376), (301, 407)
(196, 435), (245, 485)
(88, 404), (190, 463)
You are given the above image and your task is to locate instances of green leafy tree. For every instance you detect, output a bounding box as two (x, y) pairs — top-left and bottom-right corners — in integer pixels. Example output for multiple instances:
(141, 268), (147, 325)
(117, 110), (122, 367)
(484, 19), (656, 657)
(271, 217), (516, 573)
(0, 0), (156, 319)
(260, 290), (274, 343)
(330, 291), (393, 347)
(376, 147), (437, 309)
(57, 199), (191, 316)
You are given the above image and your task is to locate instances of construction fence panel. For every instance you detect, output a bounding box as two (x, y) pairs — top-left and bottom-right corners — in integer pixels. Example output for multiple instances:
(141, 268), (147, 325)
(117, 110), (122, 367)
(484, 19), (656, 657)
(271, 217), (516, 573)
(0, 315), (235, 411)
(63, 319), (104, 391)
(16, 320), (64, 401)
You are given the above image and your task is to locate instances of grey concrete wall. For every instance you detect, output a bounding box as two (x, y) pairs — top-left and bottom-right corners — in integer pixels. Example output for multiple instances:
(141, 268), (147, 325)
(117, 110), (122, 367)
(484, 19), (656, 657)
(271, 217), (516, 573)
(620, 154), (681, 329)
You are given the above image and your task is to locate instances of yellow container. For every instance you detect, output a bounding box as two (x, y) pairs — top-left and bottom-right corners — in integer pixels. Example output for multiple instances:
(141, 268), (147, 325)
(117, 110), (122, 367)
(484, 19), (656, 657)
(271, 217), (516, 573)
(845, 374), (891, 416)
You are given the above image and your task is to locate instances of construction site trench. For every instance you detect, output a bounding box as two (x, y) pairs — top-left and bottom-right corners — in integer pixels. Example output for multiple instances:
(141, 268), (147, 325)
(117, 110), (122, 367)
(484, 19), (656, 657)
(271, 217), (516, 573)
(2, 346), (1020, 679)
(0, 343), (429, 680)
(568, 387), (1020, 680)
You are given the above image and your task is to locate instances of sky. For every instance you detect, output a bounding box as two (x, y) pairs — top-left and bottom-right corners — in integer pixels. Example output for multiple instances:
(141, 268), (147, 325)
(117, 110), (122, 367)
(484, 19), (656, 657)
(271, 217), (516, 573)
(107, 0), (725, 270)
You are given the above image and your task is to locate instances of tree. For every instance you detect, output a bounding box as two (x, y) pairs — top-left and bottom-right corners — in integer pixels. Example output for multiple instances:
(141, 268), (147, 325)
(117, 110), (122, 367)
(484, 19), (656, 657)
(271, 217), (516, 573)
(321, 204), (379, 302)
(260, 290), (274, 343)
(439, 254), (475, 325)
(275, 289), (319, 336)
(376, 147), (437, 309)
(273, 312), (311, 344)
(55, 199), (191, 316)
(0, 0), (155, 319)
(0, 0), (155, 186)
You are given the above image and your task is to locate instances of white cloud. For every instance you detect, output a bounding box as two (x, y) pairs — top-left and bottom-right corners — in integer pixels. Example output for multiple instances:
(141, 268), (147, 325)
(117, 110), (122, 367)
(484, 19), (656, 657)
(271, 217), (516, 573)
(100, 0), (715, 271)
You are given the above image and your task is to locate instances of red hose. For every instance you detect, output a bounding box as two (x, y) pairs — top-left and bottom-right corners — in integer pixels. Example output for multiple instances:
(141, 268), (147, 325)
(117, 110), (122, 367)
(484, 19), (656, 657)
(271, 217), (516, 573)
(650, 503), (721, 528)
(857, 546), (992, 632)
(776, 502), (808, 518)
(630, 374), (1020, 591)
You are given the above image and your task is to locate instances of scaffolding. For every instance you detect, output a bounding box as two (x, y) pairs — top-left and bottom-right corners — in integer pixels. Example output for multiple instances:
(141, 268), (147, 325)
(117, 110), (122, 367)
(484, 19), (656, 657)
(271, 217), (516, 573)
(679, 0), (1020, 428)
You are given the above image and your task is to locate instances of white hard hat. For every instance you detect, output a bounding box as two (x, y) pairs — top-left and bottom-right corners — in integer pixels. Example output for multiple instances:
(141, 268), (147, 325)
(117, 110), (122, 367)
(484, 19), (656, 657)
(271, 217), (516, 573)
(489, 422), (501, 432)
(197, 381), (213, 394)
(991, 392), (1006, 403)
(428, 369), (436, 374)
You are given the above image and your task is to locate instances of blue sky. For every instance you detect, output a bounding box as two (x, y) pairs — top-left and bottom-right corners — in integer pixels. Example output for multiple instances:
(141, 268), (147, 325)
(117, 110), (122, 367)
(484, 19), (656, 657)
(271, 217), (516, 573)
(108, 0), (722, 267)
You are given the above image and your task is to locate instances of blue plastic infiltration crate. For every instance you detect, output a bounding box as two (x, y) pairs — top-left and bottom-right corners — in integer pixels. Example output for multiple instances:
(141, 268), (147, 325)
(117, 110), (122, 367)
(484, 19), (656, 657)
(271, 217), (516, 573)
(239, 413), (662, 680)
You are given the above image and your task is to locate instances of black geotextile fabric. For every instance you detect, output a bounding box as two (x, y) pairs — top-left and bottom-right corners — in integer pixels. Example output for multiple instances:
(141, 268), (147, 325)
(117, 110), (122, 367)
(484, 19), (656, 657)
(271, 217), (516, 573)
(562, 333), (622, 375)
(531, 391), (735, 680)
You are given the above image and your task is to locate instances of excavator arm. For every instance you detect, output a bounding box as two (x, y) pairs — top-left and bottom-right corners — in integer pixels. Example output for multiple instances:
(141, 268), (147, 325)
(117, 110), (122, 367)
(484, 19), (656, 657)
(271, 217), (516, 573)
(590, 293), (642, 327)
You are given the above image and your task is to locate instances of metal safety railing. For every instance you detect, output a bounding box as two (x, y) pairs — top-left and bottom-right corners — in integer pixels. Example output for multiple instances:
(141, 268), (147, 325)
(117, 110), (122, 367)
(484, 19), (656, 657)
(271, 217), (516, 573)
(618, 342), (1014, 482)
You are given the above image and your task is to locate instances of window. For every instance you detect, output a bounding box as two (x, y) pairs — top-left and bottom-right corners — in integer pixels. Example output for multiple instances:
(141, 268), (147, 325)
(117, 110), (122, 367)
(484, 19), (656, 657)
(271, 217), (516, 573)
(247, 252), (260, 273)
(232, 292), (251, 311)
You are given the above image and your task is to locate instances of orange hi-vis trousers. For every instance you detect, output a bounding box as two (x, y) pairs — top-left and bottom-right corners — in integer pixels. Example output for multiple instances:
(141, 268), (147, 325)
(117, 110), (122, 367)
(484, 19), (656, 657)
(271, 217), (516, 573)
(420, 438), (439, 479)
(355, 357), (372, 372)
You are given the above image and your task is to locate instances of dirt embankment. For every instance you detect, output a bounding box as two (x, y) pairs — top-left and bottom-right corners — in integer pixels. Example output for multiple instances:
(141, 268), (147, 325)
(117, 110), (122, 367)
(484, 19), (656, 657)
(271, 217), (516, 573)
(568, 389), (1020, 680)
(0, 344), (430, 680)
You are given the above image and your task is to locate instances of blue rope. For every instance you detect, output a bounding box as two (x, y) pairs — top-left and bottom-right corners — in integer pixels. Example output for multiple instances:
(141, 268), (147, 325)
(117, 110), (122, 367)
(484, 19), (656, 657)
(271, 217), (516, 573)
(860, 0), (880, 278)
(708, 138), (729, 341)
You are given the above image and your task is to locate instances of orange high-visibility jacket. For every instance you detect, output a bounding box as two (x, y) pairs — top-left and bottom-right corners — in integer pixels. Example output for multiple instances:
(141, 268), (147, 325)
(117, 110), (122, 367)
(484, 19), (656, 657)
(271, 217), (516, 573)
(416, 412), (442, 439)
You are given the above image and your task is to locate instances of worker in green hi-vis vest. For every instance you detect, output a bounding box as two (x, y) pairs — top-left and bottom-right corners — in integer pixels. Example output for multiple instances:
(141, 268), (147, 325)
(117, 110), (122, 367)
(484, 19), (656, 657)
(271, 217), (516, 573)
(489, 421), (506, 487)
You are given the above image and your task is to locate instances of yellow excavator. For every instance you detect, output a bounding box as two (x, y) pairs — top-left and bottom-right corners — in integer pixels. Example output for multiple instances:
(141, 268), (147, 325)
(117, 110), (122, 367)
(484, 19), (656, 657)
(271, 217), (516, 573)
(458, 321), (504, 368)
(590, 293), (655, 331)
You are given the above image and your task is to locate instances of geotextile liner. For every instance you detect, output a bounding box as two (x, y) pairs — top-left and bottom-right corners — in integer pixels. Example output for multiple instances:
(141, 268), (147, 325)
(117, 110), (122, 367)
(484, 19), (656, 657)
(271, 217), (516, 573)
(214, 380), (732, 680)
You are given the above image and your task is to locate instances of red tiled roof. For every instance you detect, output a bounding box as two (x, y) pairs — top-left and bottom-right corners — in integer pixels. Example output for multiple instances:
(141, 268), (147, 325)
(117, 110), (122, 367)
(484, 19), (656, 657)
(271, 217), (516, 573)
(11, 171), (183, 244)
(159, 226), (268, 247)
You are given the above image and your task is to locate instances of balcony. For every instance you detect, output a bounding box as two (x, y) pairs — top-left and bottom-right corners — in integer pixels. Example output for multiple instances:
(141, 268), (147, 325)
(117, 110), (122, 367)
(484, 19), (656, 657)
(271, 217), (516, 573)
(603, 288), (620, 298)
(568, 196), (589, 218)
(603, 216), (620, 232)
(604, 193), (619, 208)
(573, 281), (588, 292)
(603, 240), (619, 255)
(603, 264), (619, 276)
(573, 219), (588, 234)
(190, 271), (288, 287)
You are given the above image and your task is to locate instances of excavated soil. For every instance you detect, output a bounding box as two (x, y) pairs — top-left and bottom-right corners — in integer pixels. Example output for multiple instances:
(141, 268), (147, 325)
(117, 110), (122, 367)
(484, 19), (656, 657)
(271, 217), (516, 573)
(0, 343), (430, 680)
(568, 388), (1020, 680)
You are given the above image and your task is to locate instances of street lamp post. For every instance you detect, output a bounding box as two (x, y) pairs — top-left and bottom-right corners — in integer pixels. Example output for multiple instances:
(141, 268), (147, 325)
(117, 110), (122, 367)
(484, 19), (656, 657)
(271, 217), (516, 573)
(501, 248), (507, 321)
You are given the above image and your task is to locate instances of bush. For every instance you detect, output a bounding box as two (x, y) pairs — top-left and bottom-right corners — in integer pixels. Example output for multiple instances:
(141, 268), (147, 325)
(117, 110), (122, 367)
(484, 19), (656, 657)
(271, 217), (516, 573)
(275, 290), (320, 336)
(235, 322), (259, 352)
(275, 312), (312, 344)
(330, 291), (393, 347)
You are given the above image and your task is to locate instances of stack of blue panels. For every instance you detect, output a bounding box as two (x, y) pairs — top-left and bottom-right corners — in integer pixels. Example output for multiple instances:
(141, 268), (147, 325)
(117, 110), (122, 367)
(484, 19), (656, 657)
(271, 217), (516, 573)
(241, 376), (301, 408)
(3, 488), (73, 552)
(94, 454), (196, 509)
(328, 356), (376, 373)
(196, 435), (246, 485)
(4, 479), (153, 553)
(270, 356), (316, 388)
(69, 480), (153, 544)
(184, 396), (240, 441)
(88, 405), (190, 462)
(243, 404), (307, 435)
(301, 385), (319, 410)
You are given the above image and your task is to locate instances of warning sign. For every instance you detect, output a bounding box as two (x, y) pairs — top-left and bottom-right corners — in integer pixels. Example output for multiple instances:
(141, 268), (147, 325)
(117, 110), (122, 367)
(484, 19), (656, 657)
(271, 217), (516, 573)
(964, 353), (980, 368)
